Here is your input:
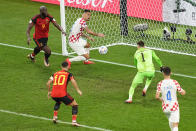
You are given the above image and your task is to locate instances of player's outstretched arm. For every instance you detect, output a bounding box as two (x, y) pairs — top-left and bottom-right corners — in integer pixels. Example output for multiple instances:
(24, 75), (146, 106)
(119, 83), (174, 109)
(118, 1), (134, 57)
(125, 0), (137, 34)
(176, 81), (186, 95)
(52, 21), (66, 35)
(180, 89), (186, 95)
(26, 22), (34, 45)
(82, 33), (94, 41)
(46, 79), (53, 99)
(71, 78), (82, 96)
(152, 50), (163, 67)
(85, 27), (104, 37)
(133, 55), (137, 67)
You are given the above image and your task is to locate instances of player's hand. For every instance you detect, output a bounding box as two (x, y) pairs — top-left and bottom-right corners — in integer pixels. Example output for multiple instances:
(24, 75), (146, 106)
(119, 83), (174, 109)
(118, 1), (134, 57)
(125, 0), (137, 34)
(77, 90), (82, 96)
(48, 91), (51, 99)
(62, 31), (66, 36)
(97, 33), (105, 37)
(27, 37), (31, 45)
(88, 36), (94, 42)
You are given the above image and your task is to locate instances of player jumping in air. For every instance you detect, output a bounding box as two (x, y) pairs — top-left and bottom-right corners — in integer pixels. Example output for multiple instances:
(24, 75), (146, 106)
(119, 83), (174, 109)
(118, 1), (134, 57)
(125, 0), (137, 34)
(125, 41), (163, 103)
(46, 61), (82, 126)
(66, 10), (105, 68)
(26, 6), (66, 67)
(156, 66), (186, 131)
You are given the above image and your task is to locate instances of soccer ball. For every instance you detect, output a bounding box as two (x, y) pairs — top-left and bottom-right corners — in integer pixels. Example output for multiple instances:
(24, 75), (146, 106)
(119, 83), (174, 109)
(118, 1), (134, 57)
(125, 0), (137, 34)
(98, 46), (108, 54)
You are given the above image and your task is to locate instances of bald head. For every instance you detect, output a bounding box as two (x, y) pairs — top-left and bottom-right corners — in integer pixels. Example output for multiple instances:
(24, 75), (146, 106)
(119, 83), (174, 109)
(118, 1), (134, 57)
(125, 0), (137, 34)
(40, 6), (48, 18)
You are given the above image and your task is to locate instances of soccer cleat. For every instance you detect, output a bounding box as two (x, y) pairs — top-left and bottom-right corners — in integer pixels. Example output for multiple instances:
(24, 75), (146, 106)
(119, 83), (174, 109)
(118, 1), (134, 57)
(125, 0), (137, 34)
(27, 54), (35, 62)
(83, 60), (95, 64)
(72, 122), (80, 127)
(53, 116), (58, 124)
(142, 90), (146, 96)
(44, 58), (50, 67)
(66, 58), (71, 69)
(125, 99), (132, 104)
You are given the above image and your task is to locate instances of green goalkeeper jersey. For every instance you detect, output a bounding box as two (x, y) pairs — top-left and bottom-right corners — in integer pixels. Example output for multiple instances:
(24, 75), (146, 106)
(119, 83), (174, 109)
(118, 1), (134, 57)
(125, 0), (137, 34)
(134, 48), (162, 72)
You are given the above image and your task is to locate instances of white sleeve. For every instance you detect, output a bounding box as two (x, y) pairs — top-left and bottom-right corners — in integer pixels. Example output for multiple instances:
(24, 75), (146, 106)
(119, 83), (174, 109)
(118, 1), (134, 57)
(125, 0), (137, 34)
(29, 19), (32, 24)
(49, 76), (53, 81)
(52, 18), (56, 22)
(82, 22), (87, 28)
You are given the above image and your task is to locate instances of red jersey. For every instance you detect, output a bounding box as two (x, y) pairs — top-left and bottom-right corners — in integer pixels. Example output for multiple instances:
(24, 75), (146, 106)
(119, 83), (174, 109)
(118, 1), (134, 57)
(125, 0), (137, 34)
(31, 14), (55, 39)
(50, 70), (74, 97)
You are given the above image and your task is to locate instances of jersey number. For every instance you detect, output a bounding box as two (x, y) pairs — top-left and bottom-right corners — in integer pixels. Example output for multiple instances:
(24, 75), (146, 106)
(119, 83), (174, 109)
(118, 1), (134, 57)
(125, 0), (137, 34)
(53, 75), (66, 86)
(166, 90), (172, 101)
(141, 53), (145, 62)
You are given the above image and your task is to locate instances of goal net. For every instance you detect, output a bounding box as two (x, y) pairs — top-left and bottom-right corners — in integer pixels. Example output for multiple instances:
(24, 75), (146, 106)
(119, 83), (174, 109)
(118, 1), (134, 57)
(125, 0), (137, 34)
(32, 0), (196, 56)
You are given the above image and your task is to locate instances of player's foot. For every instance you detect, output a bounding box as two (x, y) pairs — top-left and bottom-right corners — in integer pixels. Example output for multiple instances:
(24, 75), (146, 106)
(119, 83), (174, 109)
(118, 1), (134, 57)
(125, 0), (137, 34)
(66, 58), (71, 69)
(125, 99), (132, 104)
(83, 60), (95, 64)
(72, 122), (80, 127)
(142, 90), (146, 96)
(27, 54), (35, 62)
(53, 116), (58, 124)
(44, 58), (50, 67)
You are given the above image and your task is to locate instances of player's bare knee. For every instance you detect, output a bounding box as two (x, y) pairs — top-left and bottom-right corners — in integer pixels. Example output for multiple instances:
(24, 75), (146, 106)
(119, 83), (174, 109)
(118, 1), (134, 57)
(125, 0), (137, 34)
(173, 123), (178, 127)
(83, 54), (90, 59)
(85, 43), (90, 48)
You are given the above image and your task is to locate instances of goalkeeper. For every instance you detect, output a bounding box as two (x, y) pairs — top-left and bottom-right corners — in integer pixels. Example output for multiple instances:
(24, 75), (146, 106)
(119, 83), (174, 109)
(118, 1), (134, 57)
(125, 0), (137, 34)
(125, 41), (163, 103)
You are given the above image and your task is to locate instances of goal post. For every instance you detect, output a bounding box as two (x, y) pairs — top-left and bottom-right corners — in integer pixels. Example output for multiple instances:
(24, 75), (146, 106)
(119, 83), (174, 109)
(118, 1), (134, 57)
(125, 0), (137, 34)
(60, 0), (68, 56)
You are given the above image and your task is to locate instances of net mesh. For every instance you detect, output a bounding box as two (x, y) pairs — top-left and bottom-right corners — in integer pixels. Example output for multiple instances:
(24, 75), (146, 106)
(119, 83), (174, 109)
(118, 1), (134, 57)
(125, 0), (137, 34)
(64, 0), (196, 56)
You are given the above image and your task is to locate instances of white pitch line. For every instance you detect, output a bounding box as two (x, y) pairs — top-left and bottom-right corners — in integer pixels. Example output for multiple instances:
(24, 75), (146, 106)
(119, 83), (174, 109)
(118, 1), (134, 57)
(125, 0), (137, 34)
(0, 109), (112, 131)
(0, 42), (196, 79)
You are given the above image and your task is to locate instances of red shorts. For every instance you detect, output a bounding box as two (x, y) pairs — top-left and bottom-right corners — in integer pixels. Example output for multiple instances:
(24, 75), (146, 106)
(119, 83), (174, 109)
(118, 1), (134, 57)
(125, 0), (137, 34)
(52, 93), (74, 105)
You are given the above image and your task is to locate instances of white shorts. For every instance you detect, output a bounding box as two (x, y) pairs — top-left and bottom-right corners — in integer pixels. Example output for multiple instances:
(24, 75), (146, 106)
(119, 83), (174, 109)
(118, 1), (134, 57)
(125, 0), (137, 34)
(69, 38), (87, 56)
(164, 110), (180, 123)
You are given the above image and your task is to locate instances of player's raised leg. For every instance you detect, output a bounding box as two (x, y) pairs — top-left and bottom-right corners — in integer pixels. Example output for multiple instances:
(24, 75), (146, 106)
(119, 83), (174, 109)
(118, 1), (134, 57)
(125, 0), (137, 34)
(125, 72), (144, 103)
(83, 43), (94, 64)
(84, 42), (90, 55)
(42, 45), (51, 67)
(27, 46), (40, 62)
(142, 72), (155, 96)
(66, 40), (94, 68)
(27, 39), (42, 62)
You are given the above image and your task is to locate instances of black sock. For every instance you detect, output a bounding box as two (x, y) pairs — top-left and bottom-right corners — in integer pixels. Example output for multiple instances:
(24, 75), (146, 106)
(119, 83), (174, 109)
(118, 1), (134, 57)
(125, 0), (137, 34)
(72, 105), (78, 115)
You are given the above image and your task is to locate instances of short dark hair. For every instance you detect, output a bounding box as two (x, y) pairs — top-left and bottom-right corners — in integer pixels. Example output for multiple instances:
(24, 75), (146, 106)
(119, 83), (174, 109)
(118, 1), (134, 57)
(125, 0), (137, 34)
(137, 41), (145, 47)
(162, 66), (171, 76)
(61, 61), (68, 68)
(84, 9), (91, 13)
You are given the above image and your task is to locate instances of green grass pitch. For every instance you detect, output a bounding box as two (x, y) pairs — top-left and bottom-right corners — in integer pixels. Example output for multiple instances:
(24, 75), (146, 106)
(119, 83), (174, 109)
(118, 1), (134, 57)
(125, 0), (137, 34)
(0, 0), (196, 131)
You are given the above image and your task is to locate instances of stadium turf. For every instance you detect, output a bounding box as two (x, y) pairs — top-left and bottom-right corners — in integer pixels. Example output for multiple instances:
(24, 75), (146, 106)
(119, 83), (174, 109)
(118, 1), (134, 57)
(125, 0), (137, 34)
(0, 0), (196, 131)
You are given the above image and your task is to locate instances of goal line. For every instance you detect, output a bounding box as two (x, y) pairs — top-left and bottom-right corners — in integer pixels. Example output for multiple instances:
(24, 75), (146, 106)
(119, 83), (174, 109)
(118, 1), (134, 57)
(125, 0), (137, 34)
(68, 43), (196, 57)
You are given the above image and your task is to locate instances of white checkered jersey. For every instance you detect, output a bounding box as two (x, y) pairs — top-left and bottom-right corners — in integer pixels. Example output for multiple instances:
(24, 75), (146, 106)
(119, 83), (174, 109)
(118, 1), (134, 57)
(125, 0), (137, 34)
(69, 18), (87, 43)
(157, 79), (183, 112)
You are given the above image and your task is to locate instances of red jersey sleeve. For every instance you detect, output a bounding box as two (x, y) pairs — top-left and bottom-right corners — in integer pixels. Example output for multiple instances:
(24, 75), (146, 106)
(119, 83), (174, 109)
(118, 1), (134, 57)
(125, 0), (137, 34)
(31, 14), (40, 24)
(68, 73), (74, 81)
(47, 14), (55, 22)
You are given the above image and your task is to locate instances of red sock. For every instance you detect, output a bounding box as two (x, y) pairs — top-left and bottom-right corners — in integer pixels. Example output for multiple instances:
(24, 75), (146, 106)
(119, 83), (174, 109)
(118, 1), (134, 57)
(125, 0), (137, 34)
(72, 115), (77, 122)
(54, 111), (58, 117)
